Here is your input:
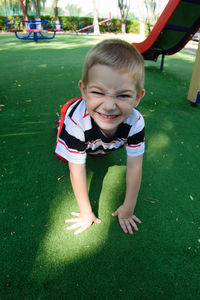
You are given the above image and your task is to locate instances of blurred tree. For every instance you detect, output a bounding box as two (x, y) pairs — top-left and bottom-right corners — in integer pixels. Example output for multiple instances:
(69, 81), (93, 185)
(31, 0), (41, 19)
(20, 0), (30, 20)
(54, 0), (58, 22)
(118, 0), (130, 33)
(65, 3), (82, 16)
(2, 0), (28, 16)
(145, 0), (162, 28)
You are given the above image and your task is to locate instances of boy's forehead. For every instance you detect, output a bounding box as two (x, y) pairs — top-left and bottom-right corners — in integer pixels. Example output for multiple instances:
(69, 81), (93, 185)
(88, 63), (135, 78)
(87, 64), (137, 87)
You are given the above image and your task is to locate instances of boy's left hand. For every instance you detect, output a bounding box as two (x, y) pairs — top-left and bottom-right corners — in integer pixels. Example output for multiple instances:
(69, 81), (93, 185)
(112, 205), (141, 235)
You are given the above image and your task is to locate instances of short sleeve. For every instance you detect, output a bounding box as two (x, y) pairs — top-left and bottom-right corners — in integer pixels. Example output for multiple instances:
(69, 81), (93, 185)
(55, 116), (87, 164)
(125, 113), (145, 157)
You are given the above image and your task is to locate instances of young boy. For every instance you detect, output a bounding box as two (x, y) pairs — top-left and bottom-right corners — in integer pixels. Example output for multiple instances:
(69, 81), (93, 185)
(55, 39), (145, 235)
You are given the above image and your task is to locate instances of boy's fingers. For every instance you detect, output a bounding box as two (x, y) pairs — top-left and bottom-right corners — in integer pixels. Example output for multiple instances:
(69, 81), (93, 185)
(74, 224), (90, 235)
(71, 212), (80, 216)
(125, 220), (133, 235)
(119, 219), (128, 234)
(66, 223), (81, 230)
(129, 218), (138, 232)
(112, 210), (118, 217)
(65, 218), (80, 223)
(133, 215), (142, 224)
(94, 218), (101, 224)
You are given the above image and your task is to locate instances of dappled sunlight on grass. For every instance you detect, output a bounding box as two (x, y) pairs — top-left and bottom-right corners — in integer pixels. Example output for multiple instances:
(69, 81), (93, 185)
(15, 121), (47, 125)
(161, 119), (174, 131)
(37, 64), (47, 68)
(147, 132), (171, 160)
(0, 131), (42, 137)
(173, 51), (196, 63)
(0, 34), (101, 51)
(31, 164), (126, 282)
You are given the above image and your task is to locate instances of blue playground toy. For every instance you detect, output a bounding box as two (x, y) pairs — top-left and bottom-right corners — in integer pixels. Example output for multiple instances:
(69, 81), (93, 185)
(15, 20), (63, 40)
(4, 0), (64, 41)
(6, 19), (64, 41)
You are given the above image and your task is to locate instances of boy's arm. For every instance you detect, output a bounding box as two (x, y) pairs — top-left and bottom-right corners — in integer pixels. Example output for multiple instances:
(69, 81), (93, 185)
(112, 154), (143, 234)
(65, 162), (101, 235)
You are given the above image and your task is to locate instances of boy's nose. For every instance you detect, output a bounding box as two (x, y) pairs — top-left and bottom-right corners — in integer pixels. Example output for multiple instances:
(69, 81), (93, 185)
(102, 96), (117, 112)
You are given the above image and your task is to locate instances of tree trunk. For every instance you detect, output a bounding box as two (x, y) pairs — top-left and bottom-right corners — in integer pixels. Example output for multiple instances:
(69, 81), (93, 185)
(54, 0), (59, 22)
(92, 0), (100, 35)
(24, 0), (29, 21)
(31, 0), (40, 20)
(140, 0), (146, 40)
(118, 0), (130, 34)
(121, 21), (126, 34)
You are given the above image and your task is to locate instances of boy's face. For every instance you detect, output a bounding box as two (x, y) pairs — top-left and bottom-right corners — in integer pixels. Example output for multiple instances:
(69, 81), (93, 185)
(79, 64), (145, 137)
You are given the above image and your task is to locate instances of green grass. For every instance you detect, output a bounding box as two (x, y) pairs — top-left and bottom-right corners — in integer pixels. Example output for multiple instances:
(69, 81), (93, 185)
(0, 33), (200, 299)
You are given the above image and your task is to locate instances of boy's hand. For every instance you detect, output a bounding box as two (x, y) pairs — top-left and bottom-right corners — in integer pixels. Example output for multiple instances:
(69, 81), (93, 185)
(112, 205), (141, 235)
(65, 212), (101, 235)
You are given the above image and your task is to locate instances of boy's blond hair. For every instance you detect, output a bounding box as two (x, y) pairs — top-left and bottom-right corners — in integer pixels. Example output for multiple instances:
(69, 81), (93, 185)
(82, 39), (145, 93)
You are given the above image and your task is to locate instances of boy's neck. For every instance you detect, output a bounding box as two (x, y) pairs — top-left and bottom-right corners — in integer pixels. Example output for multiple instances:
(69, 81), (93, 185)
(100, 127), (118, 139)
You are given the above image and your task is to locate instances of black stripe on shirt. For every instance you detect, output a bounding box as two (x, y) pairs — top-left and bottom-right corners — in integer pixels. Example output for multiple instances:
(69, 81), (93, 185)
(86, 144), (124, 154)
(68, 99), (82, 118)
(59, 123), (87, 152)
(127, 127), (145, 145)
(85, 118), (131, 143)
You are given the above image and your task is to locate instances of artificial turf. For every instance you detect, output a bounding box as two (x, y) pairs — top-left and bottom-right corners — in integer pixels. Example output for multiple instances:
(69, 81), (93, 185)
(0, 33), (200, 300)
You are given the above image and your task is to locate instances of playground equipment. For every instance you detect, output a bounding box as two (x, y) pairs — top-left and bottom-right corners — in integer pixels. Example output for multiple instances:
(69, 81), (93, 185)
(15, 20), (64, 40)
(5, 0), (64, 40)
(72, 12), (112, 35)
(133, 0), (200, 70)
(6, 19), (64, 41)
(187, 40), (200, 104)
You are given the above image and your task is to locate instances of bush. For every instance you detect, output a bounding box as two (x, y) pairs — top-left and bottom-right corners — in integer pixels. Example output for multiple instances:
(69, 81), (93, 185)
(0, 16), (6, 30)
(0, 15), (149, 35)
(126, 20), (140, 34)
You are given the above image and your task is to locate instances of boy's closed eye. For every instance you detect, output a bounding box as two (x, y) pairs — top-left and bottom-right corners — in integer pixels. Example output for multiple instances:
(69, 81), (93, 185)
(118, 94), (132, 99)
(91, 91), (104, 96)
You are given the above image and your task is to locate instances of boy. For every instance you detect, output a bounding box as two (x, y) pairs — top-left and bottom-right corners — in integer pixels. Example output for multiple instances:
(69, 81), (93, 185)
(55, 39), (145, 235)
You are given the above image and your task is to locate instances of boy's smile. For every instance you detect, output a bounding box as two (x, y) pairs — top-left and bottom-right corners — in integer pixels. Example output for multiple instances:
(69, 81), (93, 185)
(79, 64), (145, 138)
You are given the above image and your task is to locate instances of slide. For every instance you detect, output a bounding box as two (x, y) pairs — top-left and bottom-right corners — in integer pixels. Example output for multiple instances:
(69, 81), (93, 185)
(133, 0), (200, 67)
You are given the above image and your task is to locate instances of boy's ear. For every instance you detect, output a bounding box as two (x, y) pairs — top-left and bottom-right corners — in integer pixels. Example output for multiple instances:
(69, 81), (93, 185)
(78, 80), (86, 99)
(134, 89), (145, 108)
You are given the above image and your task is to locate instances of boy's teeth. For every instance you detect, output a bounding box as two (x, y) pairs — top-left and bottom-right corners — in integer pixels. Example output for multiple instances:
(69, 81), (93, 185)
(100, 113), (117, 118)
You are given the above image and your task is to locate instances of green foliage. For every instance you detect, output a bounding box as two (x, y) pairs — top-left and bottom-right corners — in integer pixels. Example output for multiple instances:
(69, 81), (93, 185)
(0, 15), (145, 34)
(0, 16), (6, 30)
(126, 20), (140, 34)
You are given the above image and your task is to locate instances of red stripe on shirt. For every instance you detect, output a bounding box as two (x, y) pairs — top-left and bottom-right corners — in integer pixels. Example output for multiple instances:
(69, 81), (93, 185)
(58, 139), (85, 155)
(83, 108), (89, 118)
(70, 116), (77, 125)
(127, 139), (145, 148)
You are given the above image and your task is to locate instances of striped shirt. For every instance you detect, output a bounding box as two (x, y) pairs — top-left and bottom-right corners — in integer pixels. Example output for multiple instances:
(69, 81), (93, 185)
(55, 98), (145, 164)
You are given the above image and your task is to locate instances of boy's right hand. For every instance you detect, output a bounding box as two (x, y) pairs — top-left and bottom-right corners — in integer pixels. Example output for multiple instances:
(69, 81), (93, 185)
(65, 212), (101, 235)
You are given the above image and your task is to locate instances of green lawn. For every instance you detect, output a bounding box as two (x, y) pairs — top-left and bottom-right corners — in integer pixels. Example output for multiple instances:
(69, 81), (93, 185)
(0, 33), (200, 299)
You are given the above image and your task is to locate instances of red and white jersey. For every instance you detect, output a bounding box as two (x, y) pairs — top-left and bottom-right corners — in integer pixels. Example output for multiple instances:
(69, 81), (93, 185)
(55, 98), (145, 164)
